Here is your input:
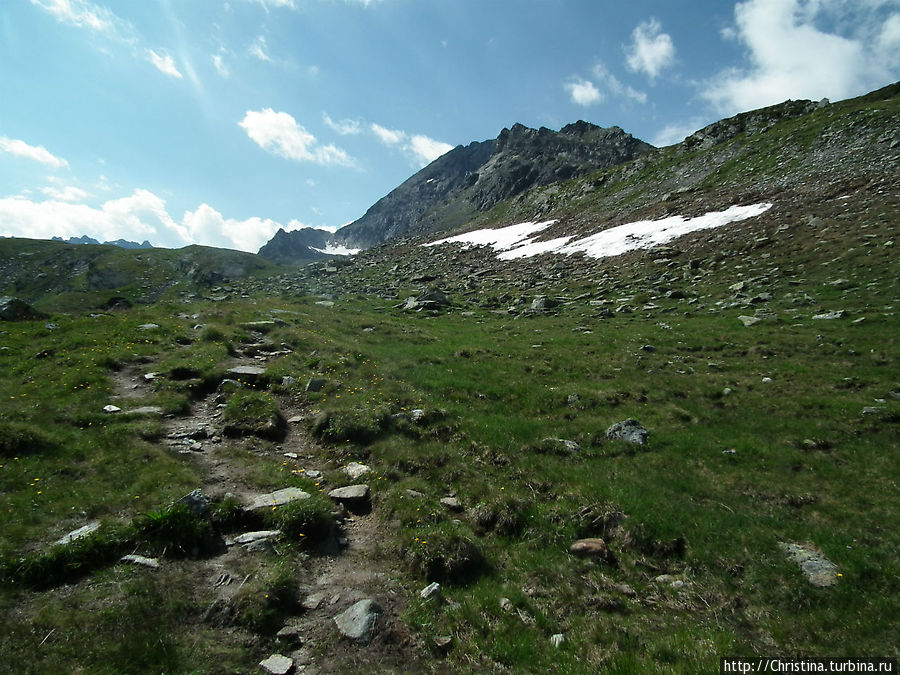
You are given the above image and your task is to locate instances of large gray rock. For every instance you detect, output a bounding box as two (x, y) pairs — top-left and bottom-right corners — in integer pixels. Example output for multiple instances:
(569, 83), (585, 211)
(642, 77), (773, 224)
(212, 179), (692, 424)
(227, 365), (267, 382)
(0, 296), (44, 321)
(259, 653), (294, 675)
(55, 521), (101, 546)
(328, 484), (370, 502)
(334, 599), (382, 643)
(605, 419), (649, 445)
(779, 542), (840, 587)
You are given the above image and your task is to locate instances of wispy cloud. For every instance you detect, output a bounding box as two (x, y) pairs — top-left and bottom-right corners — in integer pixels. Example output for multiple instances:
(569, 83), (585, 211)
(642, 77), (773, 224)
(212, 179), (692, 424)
(147, 49), (183, 78)
(212, 51), (230, 78)
(565, 78), (603, 106)
(592, 64), (647, 104)
(703, 0), (900, 115)
(29, 0), (115, 32)
(0, 136), (68, 168)
(249, 35), (273, 62)
(239, 108), (354, 166)
(371, 123), (405, 146)
(323, 113), (363, 136)
(625, 18), (676, 80)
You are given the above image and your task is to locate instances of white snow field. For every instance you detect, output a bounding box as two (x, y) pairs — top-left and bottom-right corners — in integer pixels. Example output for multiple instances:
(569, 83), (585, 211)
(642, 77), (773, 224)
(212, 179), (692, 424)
(423, 203), (773, 261)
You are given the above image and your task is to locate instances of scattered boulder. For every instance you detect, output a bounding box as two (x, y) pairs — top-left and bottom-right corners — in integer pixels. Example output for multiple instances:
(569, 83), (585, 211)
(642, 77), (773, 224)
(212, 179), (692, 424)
(175, 489), (209, 516)
(738, 315), (762, 327)
(243, 487), (310, 512)
(102, 405), (122, 414)
(343, 462), (371, 480)
(120, 554), (160, 569)
(230, 530), (282, 547)
(812, 310), (846, 320)
(419, 582), (441, 600)
(334, 599), (382, 644)
(605, 419), (649, 445)
(328, 484), (370, 502)
(440, 496), (464, 512)
(778, 542), (840, 587)
(400, 288), (451, 312)
(55, 521), (101, 546)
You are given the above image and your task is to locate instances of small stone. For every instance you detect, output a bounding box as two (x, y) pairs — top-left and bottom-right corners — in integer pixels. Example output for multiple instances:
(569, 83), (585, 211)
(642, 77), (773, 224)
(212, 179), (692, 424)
(550, 633), (565, 648)
(761, 377), (773, 384)
(440, 496), (463, 512)
(334, 599), (382, 643)
(569, 538), (613, 561)
(103, 405), (121, 414)
(301, 592), (325, 610)
(231, 530), (282, 546)
(499, 597), (514, 612)
(120, 554), (160, 568)
(275, 625), (303, 644)
(137, 323), (159, 330)
(433, 635), (452, 651)
(419, 582), (441, 600)
(259, 653), (294, 675)
(404, 489), (425, 499)
(343, 462), (371, 479)
(738, 315), (762, 327)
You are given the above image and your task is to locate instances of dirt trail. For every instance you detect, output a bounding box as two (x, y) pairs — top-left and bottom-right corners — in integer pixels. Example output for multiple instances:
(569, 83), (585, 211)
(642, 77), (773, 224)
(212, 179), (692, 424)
(110, 346), (424, 672)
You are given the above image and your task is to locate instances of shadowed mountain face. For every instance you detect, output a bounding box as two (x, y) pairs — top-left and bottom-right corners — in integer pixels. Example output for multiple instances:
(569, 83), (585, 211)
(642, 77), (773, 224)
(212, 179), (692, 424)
(257, 227), (332, 265)
(258, 121), (653, 262)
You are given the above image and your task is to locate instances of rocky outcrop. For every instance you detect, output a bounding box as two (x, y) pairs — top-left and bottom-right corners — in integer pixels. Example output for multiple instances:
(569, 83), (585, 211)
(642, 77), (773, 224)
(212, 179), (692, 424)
(322, 122), (652, 252)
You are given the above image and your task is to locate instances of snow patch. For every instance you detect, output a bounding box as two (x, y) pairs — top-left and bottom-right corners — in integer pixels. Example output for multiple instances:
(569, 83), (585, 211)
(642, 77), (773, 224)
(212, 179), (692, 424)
(425, 220), (557, 251)
(313, 242), (361, 256)
(424, 204), (773, 261)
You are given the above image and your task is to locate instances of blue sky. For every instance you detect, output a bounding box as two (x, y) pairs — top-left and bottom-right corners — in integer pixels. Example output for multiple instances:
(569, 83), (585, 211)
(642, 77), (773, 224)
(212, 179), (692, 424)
(1, 0), (897, 252)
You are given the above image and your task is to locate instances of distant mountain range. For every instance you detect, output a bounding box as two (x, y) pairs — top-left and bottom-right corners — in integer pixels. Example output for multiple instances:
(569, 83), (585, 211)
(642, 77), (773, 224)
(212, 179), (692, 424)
(258, 121), (652, 264)
(52, 235), (154, 249)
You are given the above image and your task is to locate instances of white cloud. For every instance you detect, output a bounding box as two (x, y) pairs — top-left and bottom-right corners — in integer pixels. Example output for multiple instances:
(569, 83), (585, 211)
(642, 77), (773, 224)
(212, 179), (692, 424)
(249, 35), (272, 62)
(146, 49), (183, 78)
(369, 123), (452, 166)
(182, 203), (282, 252)
(29, 0), (115, 32)
(0, 136), (68, 168)
(407, 135), (453, 165)
(323, 113), (362, 135)
(565, 78), (603, 106)
(704, 0), (900, 115)
(239, 108), (354, 166)
(592, 64), (647, 104)
(371, 123), (405, 146)
(625, 18), (676, 80)
(0, 189), (293, 252)
(41, 185), (90, 202)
